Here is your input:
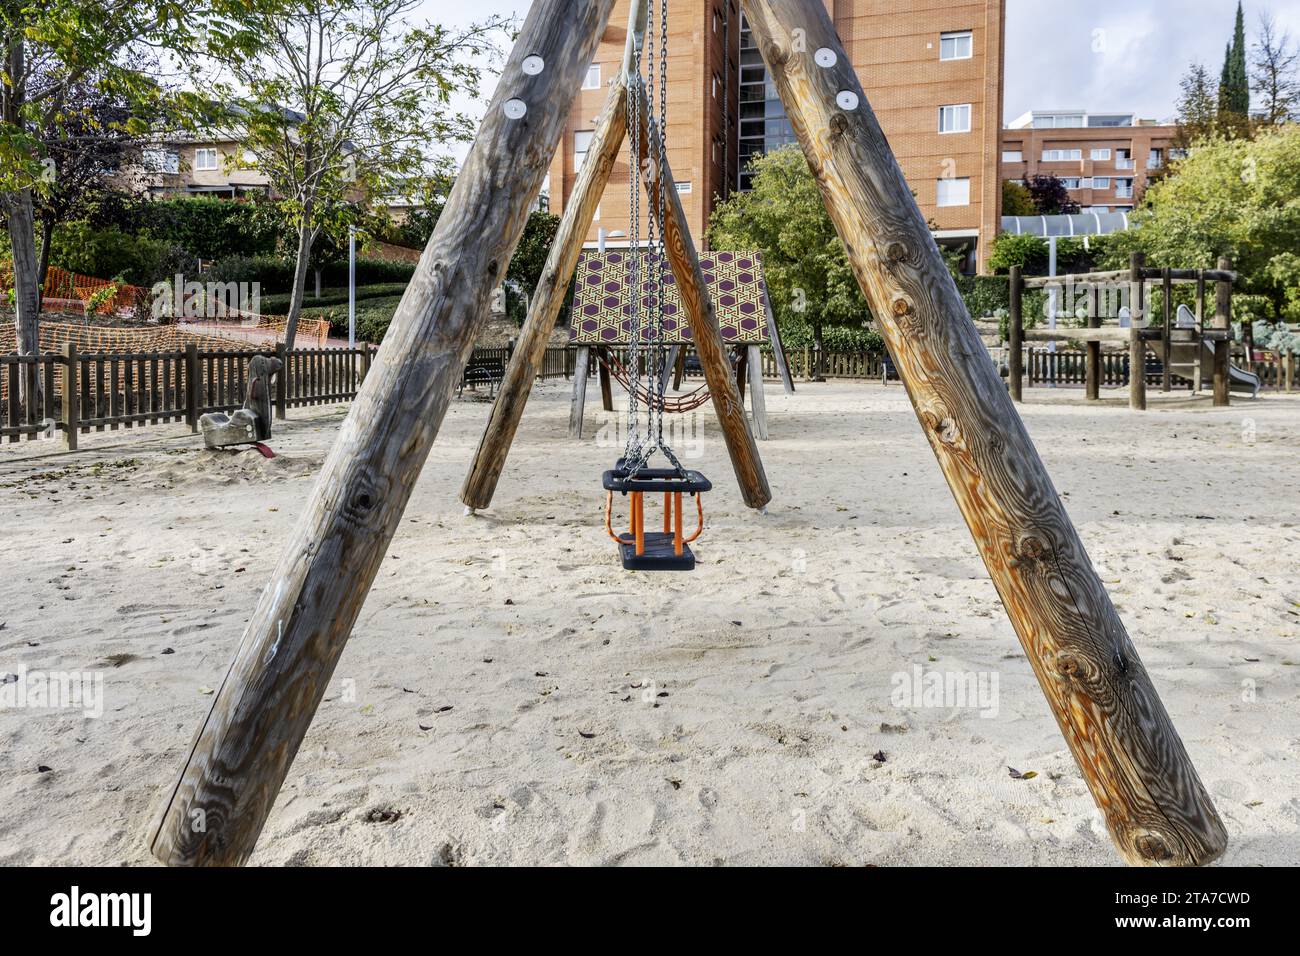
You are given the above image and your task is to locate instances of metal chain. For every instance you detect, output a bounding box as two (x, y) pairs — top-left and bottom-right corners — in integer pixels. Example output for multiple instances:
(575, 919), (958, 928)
(622, 0), (683, 477)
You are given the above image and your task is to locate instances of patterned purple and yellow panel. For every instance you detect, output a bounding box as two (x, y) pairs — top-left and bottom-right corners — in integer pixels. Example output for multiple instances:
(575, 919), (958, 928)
(569, 249), (770, 345)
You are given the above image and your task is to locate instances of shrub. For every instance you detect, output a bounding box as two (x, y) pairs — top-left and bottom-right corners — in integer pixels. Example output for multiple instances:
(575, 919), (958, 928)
(131, 197), (280, 261)
(205, 255), (298, 295)
(48, 222), (198, 287)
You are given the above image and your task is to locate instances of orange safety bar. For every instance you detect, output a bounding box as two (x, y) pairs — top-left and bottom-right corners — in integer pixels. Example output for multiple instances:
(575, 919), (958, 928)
(605, 489), (704, 556)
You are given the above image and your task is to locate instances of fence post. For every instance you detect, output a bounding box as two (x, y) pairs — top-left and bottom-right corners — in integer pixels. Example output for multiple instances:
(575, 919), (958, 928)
(62, 342), (79, 451)
(185, 343), (200, 432)
(1212, 256), (1232, 407)
(274, 343), (288, 420)
(361, 344), (373, 385)
(1008, 265), (1023, 402)
(1085, 282), (1100, 401)
(1129, 253), (1147, 411)
(1161, 268), (1173, 392)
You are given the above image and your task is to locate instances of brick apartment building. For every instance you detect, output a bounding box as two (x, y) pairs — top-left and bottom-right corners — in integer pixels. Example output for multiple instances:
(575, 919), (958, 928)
(546, 0), (1007, 273)
(999, 110), (1179, 214)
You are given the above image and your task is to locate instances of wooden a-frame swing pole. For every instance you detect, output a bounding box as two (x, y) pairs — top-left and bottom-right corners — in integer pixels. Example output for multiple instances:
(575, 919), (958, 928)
(146, 0), (617, 866)
(741, 0), (1226, 866)
(460, 73), (629, 512)
(632, 81), (771, 509)
(461, 0), (771, 512)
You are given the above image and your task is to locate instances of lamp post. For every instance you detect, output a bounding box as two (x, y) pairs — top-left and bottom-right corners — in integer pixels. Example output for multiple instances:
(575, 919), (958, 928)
(348, 225), (356, 350)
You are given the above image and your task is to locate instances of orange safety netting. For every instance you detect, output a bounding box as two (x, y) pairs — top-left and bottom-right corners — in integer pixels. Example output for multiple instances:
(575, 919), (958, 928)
(0, 262), (149, 315)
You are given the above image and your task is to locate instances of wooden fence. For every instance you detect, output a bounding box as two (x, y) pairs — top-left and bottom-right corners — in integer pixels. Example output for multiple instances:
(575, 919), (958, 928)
(2, 343), (578, 449)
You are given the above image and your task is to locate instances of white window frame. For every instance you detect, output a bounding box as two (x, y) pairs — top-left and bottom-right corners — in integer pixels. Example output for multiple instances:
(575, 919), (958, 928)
(675, 181), (693, 195)
(1001, 150), (1023, 163)
(194, 148), (219, 171)
(1091, 177), (1111, 189)
(939, 31), (973, 61)
(574, 130), (594, 168)
(936, 176), (971, 207)
(582, 63), (601, 90)
(1041, 148), (1082, 162)
(938, 104), (971, 134)
(1090, 148), (1111, 161)
(1060, 177), (1082, 190)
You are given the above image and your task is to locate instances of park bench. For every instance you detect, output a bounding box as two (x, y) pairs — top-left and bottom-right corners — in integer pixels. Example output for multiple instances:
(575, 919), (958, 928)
(460, 357), (505, 397)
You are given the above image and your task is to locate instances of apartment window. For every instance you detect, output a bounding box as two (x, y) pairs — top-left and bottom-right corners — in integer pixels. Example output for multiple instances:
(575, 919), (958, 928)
(574, 130), (594, 168)
(936, 177), (970, 207)
(1090, 177), (1111, 189)
(194, 148), (219, 171)
(1169, 147), (1188, 161)
(1090, 148), (1111, 160)
(939, 31), (973, 61)
(1115, 178), (1135, 198)
(1060, 177), (1082, 189)
(675, 181), (693, 194)
(1001, 150), (1023, 163)
(1116, 149), (1135, 170)
(1041, 148), (1082, 162)
(1033, 113), (1085, 128)
(582, 64), (601, 90)
(938, 104), (971, 134)
(144, 148), (180, 174)
(1147, 148), (1164, 170)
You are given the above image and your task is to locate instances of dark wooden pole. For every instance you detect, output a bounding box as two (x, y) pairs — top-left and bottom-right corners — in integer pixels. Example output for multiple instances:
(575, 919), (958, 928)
(459, 76), (628, 512)
(1008, 266), (1023, 402)
(61, 342), (78, 451)
(1161, 268), (1173, 392)
(1129, 253), (1147, 411)
(1212, 256), (1232, 407)
(633, 84), (771, 510)
(1085, 282), (1100, 401)
(741, 0), (1225, 866)
(148, 0), (617, 866)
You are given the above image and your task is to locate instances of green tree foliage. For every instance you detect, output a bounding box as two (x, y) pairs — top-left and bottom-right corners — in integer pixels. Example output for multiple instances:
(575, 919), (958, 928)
(1001, 179), (1036, 216)
(707, 144), (870, 367)
(209, 0), (509, 348)
(1175, 63), (1220, 144)
(1095, 125), (1300, 320)
(1219, 2), (1252, 132)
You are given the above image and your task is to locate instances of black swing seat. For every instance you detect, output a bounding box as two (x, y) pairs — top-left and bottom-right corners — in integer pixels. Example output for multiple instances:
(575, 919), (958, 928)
(602, 462), (711, 571)
(602, 464), (713, 495)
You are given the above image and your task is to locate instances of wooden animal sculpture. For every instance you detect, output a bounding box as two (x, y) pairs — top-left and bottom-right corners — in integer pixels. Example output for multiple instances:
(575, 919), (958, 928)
(199, 354), (282, 449)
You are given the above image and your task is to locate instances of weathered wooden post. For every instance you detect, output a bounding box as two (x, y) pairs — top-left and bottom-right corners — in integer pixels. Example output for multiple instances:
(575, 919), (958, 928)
(633, 85), (771, 510)
(1085, 282), (1101, 401)
(460, 75), (628, 511)
(598, 347), (615, 411)
(148, 0), (617, 866)
(1212, 257), (1232, 407)
(741, 0), (1225, 866)
(1161, 268), (1173, 392)
(746, 343), (769, 439)
(1008, 266), (1023, 402)
(184, 343), (200, 432)
(568, 345), (591, 438)
(273, 343), (288, 420)
(61, 342), (78, 451)
(1129, 253), (1147, 411)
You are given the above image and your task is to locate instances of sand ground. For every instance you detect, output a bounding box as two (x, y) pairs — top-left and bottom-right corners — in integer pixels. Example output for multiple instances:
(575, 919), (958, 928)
(1, 379), (1297, 867)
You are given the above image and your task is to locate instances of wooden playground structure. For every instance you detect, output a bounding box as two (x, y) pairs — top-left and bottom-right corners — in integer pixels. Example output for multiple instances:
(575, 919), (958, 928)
(147, 0), (1228, 867)
(1007, 253), (1256, 410)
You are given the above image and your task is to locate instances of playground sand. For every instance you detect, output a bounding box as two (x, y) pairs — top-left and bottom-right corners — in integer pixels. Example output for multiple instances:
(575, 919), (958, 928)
(1, 381), (1298, 867)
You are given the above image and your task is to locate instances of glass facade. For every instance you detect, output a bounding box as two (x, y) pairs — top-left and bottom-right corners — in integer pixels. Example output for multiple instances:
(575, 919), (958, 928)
(737, 12), (795, 191)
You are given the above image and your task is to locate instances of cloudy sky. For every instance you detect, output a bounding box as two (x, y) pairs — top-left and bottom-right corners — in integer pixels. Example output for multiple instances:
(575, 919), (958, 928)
(418, 0), (1300, 158)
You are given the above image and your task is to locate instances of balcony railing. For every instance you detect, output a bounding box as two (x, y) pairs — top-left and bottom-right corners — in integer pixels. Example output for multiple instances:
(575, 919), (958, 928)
(1115, 159), (1136, 170)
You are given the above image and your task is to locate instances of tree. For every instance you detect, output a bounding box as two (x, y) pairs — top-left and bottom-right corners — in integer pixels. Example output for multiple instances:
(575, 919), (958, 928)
(1001, 179), (1036, 216)
(1025, 174), (1080, 215)
(1175, 63), (1219, 145)
(212, 0), (509, 349)
(1251, 14), (1300, 126)
(1097, 126), (1300, 320)
(1218, 2), (1252, 133)
(1, 0), (258, 403)
(31, 72), (146, 303)
(708, 144), (869, 377)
